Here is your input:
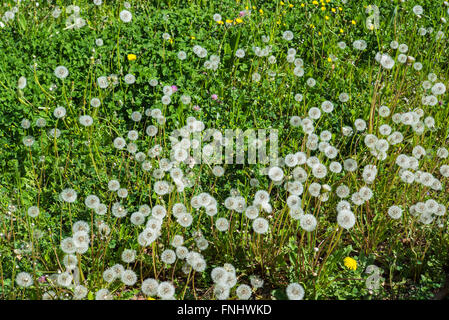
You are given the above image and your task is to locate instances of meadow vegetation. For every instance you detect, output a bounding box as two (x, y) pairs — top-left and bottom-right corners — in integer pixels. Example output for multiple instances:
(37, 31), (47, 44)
(0, 0), (448, 300)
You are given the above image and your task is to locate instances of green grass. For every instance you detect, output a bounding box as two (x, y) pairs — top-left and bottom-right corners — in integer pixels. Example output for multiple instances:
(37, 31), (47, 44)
(0, 0), (448, 300)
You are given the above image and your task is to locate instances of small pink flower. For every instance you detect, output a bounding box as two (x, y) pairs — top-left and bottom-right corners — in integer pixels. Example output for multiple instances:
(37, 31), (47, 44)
(211, 94), (218, 100)
(193, 105), (201, 111)
(38, 276), (46, 283)
(239, 11), (246, 17)
(171, 85), (178, 92)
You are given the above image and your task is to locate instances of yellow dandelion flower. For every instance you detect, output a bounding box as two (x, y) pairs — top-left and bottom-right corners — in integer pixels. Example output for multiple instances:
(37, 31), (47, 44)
(321, 6), (326, 11)
(127, 54), (137, 61)
(259, 9), (264, 14)
(339, 7), (343, 11)
(327, 57), (332, 62)
(325, 15), (329, 20)
(235, 18), (243, 24)
(351, 20), (356, 25)
(312, 0), (318, 5)
(289, 4), (293, 8)
(344, 257), (357, 270)
(280, 1), (285, 5)
(331, 7), (336, 13)
(339, 28), (344, 33)
(301, 3), (305, 7)
(147, 297), (155, 300)
(226, 19), (233, 24)
(217, 20), (224, 25)
(190, 36), (196, 39)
